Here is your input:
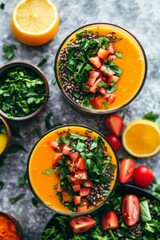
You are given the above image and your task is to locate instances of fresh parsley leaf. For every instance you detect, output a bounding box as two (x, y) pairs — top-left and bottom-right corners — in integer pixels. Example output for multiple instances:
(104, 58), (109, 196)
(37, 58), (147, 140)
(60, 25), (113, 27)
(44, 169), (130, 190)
(31, 196), (39, 207)
(37, 58), (47, 67)
(107, 85), (117, 93)
(115, 51), (123, 58)
(0, 181), (4, 190)
(143, 111), (159, 122)
(52, 79), (56, 85)
(9, 193), (25, 204)
(140, 200), (152, 222)
(7, 144), (27, 153)
(42, 169), (53, 175)
(0, 3), (5, 10)
(2, 43), (17, 59)
(18, 173), (27, 186)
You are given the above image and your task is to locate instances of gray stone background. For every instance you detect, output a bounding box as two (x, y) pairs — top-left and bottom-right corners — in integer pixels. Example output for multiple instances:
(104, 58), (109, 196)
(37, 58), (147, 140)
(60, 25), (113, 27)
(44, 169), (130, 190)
(0, 0), (160, 239)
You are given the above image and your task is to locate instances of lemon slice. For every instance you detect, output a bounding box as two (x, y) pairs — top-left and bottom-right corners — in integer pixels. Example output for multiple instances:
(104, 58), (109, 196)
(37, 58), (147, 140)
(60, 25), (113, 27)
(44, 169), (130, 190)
(11, 0), (59, 46)
(122, 119), (160, 158)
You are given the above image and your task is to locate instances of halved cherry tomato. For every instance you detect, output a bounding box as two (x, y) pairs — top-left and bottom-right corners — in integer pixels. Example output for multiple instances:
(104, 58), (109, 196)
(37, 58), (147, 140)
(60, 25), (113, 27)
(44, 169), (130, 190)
(104, 134), (121, 152)
(133, 166), (154, 188)
(122, 194), (140, 226)
(90, 97), (102, 109)
(89, 56), (102, 68)
(69, 216), (96, 234)
(101, 210), (119, 230)
(119, 158), (136, 184)
(104, 114), (123, 137)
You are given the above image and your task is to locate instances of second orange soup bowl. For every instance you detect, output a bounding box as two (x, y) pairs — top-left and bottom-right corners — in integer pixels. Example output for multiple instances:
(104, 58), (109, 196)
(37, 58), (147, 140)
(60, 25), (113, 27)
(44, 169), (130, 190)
(27, 125), (119, 216)
(54, 23), (147, 114)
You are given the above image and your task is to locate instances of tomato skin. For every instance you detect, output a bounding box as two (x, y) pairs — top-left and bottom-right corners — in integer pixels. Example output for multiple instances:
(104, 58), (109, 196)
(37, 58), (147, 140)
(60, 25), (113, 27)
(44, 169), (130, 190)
(122, 194), (140, 226)
(104, 134), (121, 152)
(69, 216), (96, 234)
(133, 166), (154, 188)
(101, 210), (119, 230)
(104, 114), (123, 137)
(119, 158), (136, 183)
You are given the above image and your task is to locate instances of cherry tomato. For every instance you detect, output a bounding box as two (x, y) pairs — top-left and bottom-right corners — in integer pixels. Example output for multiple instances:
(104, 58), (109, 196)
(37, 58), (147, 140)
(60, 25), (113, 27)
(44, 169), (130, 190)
(101, 210), (119, 230)
(104, 134), (121, 152)
(133, 166), (154, 188)
(104, 114), (123, 137)
(122, 194), (140, 226)
(69, 216), (96, 234)
(119, 158), (136, 183)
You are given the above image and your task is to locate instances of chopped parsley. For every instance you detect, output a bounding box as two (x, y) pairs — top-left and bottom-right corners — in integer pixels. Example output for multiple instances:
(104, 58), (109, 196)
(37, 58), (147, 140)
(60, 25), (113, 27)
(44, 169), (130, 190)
(2, 43), (17, 59)
(37, 58), (47, 67)
(9, 193), (25, 204)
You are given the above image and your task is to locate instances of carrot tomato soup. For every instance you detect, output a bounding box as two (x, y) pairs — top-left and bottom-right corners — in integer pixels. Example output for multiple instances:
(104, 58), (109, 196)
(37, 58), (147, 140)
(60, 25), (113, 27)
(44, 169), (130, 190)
(55, 23), (146, 112)
(28, 126), (118, 214)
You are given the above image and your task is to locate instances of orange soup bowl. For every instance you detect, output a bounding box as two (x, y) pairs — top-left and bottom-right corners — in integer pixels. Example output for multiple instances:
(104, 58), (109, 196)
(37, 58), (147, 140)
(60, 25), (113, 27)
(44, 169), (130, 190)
(54, 23), (147, 114)
(27, 125), (119, 216)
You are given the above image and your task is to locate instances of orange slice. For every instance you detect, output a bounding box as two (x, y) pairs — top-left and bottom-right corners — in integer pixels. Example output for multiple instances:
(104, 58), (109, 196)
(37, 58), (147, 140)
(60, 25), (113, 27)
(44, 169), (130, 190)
(11, 0), (59, 46)
(122, 119), (160, 158)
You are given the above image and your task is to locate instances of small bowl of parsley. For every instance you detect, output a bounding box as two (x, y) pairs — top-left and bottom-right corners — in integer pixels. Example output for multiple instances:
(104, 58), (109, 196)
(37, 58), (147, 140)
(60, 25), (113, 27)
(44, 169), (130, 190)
(0, 61), (49, 120)
(54, 23), (147, 114)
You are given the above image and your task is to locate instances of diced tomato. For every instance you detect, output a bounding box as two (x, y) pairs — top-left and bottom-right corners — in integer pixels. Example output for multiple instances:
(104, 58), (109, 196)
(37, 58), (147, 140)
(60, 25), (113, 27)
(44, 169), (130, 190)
(81, 199), (89, 207)
(87, 70), (99, 86)
(100, 65), (115, 77)
(62, 144), (72, 155)
(72, 183), (81, 192)
(80, 188), (91, 197)
(122, 195), (140, 226)
(74, 170), (88, 180)
(102, 77), (108, 82)
(83, 180), (93, 188)
(106, 93), (116, 104)
(89, 78), (102, 93)
(62, 192), (72, 202)
(57, 183), (62, 192)
(98, 87), (107, 96)
(101, 210), (119, 230)
(52, 153), (62, 167)
(89, 56), (102, 68)
(77, 204), (88, 213)
(68, 166), (77, 173)
(74, 196), (81, 205)
(66, 160), (72, 166)
(98, 48), (109, 60)
(70, 152), (81, 162)
(69, 216), (97, 233)
(75, 157), (86, 170)
(90, 97), (102, 109)
(108, 54), (116, 61)
(108, 75), (119, 86)
(67, 174), (78, 183)
(107, 43), (114, 54)
(50, 141), (60, 151)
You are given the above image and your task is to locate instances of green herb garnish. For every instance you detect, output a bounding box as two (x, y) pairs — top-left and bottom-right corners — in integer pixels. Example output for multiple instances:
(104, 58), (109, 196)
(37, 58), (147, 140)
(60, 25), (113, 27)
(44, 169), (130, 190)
(38, 58), (47, 67)
(42, 169), (53, 175)
(0, 181), (4, 190)
(9, 193), (25, 204)
(0, 2), (5, 9)
(18, 173), (27, 186)
(31, 196), (39, 207)
(140, 200), (152, 222)
(143, 111), (159, 122)
(2, 43), (17, 59)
